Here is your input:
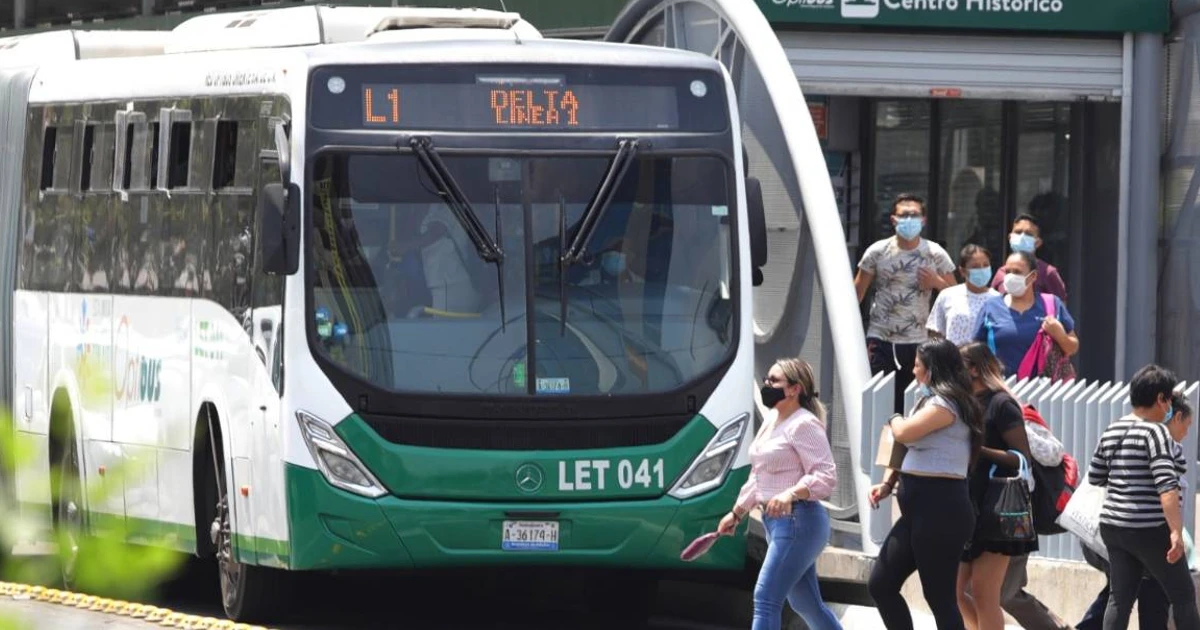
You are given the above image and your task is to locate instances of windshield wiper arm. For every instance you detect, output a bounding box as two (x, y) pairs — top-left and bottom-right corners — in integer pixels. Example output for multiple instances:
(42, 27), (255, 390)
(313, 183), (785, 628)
(556, 138), (639, 335)
(410, 137), (503, 263)
(561, 138), (639, 265)
(494, 185), (507, 333)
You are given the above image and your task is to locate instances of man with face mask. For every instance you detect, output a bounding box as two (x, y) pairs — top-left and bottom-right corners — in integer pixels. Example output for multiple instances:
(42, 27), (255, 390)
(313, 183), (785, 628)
(854, 193), (957, 413)
(991, 213), (1067, 301)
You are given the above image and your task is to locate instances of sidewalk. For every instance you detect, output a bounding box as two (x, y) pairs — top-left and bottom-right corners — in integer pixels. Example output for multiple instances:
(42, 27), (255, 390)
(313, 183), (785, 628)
(832, 604), (1024, 630)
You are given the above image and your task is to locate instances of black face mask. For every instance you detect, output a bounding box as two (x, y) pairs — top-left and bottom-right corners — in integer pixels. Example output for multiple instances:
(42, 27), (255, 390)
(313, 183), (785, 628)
(760, 385), (787, 409)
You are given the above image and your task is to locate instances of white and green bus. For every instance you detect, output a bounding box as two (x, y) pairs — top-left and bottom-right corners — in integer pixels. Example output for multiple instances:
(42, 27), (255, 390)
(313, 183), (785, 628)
(0, 4), (776, 621)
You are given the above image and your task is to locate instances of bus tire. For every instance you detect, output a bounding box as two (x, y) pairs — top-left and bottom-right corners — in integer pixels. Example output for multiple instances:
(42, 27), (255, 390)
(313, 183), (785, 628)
(49, 393), (84, 591)
(206, 424), (289, 622)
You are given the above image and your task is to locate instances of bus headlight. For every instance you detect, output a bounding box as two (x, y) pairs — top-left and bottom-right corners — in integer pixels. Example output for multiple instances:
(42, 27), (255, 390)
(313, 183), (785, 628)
(297, 411), (387, 499)
(668, 413), (750, 500)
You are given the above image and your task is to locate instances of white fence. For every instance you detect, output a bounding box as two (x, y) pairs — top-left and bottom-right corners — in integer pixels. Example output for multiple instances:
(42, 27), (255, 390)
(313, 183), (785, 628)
(858, 373), (1200, 562)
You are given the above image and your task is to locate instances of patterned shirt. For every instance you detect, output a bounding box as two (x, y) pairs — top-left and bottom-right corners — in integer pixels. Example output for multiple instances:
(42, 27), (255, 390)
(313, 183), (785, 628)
(1089, 416), (1187, 528)
(859, 237), (956, 344)
(927, 284), (1000, 346)
(735, 408), (838, 512)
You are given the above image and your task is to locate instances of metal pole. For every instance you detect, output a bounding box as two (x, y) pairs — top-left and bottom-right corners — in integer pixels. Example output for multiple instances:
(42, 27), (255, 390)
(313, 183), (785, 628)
(142, 0), (154, 17)
(1125, 32), (1164, 375)
(1115, 33), (1133, 379)
(14, 0), (24, 30)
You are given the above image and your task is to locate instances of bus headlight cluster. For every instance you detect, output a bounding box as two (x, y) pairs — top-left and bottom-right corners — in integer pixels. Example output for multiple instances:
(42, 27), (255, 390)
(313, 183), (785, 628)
(297, 411), (387, 498)
(668, 413), (750, 500)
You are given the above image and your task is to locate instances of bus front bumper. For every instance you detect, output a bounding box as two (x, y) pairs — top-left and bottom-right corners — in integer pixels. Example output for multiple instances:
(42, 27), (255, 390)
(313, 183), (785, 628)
(280, 463), (749, 572)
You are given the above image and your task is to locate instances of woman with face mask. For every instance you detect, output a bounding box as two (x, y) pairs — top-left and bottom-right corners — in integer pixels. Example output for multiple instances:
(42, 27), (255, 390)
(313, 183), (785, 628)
(973, 250), (1079, 378)
(1075, 392), (1192, 630)
(927, 244), (1000, 346)
(717, 358), (842, 630)
(867, 338), (984, 630)
(1086, 365), (1200, 630)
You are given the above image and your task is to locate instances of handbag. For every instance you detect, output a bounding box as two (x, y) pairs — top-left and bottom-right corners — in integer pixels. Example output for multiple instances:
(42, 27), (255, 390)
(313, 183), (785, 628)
(1016, 294), (1076, 382)
(1057, 421), (1139, 557)
(1056, 479), (1107, 558)
(978, 450), (1037, 543)
(875, 414), (908, 471)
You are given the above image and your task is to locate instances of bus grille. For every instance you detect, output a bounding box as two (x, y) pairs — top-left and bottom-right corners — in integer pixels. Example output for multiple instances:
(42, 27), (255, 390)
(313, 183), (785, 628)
(359, 415), (694, 451)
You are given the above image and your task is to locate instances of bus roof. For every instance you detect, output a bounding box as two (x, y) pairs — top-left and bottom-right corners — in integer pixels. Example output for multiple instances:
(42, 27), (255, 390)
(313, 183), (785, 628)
(0, 5), (542, 67)
(26, 35), (726, 105)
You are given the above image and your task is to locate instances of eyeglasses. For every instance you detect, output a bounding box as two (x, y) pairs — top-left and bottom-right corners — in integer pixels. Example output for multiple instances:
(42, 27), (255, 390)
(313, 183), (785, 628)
(764, 376), (796, 385)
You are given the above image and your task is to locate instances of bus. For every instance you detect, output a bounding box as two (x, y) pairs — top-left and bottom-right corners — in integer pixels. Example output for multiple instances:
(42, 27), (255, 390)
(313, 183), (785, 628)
(0, 5), (768, 621)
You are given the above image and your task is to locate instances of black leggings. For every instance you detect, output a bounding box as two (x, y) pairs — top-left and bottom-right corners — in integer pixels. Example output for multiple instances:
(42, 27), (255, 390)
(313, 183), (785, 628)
(868, 474), (976, 630)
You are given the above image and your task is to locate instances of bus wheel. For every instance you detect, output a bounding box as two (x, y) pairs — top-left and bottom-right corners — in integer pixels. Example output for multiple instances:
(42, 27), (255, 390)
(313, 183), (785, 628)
(211, 470), (287, 621)
(53, 433), (84, 590)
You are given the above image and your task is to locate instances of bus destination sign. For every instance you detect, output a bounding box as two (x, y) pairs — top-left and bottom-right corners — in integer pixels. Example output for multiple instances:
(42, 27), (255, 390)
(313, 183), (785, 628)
(311, 65), (728, 133)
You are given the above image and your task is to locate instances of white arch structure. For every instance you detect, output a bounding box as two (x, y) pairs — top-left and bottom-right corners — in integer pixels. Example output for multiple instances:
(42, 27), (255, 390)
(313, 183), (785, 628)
(607, 0), (877, 552)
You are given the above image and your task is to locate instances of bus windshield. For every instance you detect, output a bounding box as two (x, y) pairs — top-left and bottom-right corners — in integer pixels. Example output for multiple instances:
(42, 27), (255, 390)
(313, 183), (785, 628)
(308, 151), (735, 397)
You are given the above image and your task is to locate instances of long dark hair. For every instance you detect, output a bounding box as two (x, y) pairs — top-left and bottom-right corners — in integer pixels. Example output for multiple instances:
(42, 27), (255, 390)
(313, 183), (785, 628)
(917, 338), (984, 465)
(960, 342), (1012, 396)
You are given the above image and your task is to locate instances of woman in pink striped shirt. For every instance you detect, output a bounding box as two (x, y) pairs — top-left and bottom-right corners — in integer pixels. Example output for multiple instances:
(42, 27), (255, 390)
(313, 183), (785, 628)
(717, 357), (842, 630)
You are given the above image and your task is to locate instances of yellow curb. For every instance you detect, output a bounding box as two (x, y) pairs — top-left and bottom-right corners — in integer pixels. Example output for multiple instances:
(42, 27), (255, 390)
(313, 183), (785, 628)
(0, 581), (276, 630)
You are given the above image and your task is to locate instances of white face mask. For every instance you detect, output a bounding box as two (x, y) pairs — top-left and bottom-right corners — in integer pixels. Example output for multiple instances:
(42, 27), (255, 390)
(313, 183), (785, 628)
(1003, 272), (1030, 297)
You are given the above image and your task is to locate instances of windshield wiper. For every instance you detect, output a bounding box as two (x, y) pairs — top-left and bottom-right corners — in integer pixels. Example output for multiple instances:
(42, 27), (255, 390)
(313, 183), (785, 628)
(558, 139), (639, 333)
(410, 137), (504, 263)
(561, 138), (639, 265)
(493, 185), (507, 333)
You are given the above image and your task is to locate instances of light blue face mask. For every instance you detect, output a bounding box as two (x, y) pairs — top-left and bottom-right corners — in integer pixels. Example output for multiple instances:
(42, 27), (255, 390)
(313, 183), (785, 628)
(895, 217), (923, 240)
(1010, 233), (1037, 254)
(916, 383), (932, 398)
(1165, 404), (1176, 425)
(601, 251), (626, 276)
(966, 267), (992, 289)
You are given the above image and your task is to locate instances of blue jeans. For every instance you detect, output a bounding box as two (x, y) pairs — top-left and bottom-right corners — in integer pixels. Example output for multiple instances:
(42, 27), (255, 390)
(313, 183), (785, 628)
(753, 501), (842, 630)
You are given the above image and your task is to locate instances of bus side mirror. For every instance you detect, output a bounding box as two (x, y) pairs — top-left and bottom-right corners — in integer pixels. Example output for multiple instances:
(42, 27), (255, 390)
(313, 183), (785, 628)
(259, 182), (301, 276)
(746, 176), (767, 287)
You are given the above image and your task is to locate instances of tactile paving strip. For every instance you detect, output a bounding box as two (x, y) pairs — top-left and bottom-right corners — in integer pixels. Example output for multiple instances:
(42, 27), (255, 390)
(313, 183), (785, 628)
(0, 582), (272, 630)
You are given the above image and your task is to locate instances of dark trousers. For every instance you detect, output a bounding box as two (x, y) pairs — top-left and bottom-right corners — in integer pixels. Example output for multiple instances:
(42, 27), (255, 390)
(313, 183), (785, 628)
(1100, 523), (1200, 630)
(1076, 574), (1168, 630)
(1000, 554), (1072, 630)
(868, 475), (975, 630)
(867, 338), (919, 415)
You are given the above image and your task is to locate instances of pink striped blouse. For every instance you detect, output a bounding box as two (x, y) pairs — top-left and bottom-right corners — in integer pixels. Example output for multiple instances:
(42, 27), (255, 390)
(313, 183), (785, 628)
(735, 408), (838, 512)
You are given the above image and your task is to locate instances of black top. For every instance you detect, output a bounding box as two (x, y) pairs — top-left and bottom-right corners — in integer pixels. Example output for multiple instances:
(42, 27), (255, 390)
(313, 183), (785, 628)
(968, 390), (1025, 506)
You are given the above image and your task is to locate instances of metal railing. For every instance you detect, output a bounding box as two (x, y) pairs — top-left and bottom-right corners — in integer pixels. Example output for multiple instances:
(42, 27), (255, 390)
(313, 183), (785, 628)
(858, 373), (1200, 562)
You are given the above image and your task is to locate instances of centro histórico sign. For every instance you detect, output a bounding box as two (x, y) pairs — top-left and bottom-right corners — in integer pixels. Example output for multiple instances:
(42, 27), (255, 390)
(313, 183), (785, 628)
(756, 0), (1168, 33)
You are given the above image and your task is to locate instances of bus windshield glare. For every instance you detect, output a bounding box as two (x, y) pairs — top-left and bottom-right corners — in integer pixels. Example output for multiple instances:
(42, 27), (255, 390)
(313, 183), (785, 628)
(308, 152), (735, 397)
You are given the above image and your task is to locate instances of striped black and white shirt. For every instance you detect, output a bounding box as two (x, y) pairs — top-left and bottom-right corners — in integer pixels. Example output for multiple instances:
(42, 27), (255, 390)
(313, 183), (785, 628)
(1088, 415), (1186, 529)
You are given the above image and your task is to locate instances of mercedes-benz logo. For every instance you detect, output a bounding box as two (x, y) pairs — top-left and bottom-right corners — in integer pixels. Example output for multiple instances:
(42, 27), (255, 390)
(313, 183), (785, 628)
(515, 463), (544, 494)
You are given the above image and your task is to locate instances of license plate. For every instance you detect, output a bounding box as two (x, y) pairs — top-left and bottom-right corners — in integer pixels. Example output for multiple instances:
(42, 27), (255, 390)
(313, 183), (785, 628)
(502, 520), (559, 551)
